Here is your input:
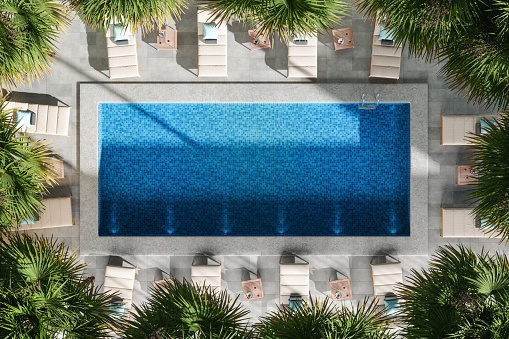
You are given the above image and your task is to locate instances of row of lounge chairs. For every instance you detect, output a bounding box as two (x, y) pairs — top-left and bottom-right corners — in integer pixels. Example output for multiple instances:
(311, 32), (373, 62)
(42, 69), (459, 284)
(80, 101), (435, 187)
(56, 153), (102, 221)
(104, 254), (403, 320)
(106, 10), (399, 80)
(5, 100), (73, 230)
(441, 114), (499, 238)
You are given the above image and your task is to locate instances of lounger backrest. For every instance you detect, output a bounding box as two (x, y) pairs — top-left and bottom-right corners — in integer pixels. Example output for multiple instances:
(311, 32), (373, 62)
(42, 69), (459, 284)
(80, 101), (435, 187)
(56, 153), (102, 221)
(279, 263), (310, 305)
(441, 207), (498, 238)
(441, 115), (499, 145)
(371, 261), (402, 306)
(369, 21), (402, 79)
(5, 101), (70, 136)
(287, 36), (318, 78)
(191, 264), (222, 292)
(106, 24), (140, 79)
(104, 265), (136, 318)
(16, 197), (73, 230)
(197, 9), (228, 77)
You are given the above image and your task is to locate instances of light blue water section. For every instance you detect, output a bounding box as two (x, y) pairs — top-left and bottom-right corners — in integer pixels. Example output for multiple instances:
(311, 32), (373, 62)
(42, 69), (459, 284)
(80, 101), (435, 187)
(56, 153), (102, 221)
(99, 103), (410, 236)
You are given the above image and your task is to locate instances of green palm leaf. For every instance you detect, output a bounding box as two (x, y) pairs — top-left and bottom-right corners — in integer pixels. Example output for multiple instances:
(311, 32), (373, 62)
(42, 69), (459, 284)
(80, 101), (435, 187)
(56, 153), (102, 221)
(124, 279), (252, 338)
(467, 114), (509, 241)
(198, 0), (349, 42)
(0, 0), (70, 89)
(254, 297), (395, 339)
(67, 0), (188, 34)
(0, 233), (124, 337)
(397, 244), (509, 338)
(354, 0), (509, 111)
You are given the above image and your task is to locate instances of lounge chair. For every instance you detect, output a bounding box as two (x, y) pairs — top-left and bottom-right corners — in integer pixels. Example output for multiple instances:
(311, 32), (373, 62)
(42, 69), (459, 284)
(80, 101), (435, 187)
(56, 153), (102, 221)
(191, 258), (222, 293)
(279, 256), (310, 305)
(104, 264), (136, 319)
(369, 21), (402, 79)
(287, 35), (318, 78)
(441, 115), (498, 145)
(5, 101), (70, 136)
(197, 9), (228, 77)
(105, 23), (140, 79)
(16, 197), (73, 230)
(370, 255), (402, 315)
(442, 207), (500, 238)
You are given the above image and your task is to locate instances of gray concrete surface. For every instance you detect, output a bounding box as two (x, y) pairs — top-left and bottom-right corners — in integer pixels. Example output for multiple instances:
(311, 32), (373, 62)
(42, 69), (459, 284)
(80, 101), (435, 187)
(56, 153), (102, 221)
(10, 3), (505, 324)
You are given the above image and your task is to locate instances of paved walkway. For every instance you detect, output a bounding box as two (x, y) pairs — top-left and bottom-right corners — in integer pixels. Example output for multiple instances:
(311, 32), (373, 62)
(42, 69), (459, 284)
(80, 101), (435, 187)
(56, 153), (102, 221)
(11, 5), (504, 321)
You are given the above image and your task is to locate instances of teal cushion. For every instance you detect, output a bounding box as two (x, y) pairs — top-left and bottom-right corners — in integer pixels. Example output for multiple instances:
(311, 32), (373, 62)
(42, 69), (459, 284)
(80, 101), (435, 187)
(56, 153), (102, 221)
(288, 299), (304, 310)
(384, 298), (400, 315)
(113, 25), (129, 42)
(379, 24), (396, 41)
(480, 218), (496, 230)
(110, 302), (125, 316)
(20, 218), (36, 225)
(16, 110), (33, 127)
(203, 23), (218, 40)
(480, 120), (495, 134)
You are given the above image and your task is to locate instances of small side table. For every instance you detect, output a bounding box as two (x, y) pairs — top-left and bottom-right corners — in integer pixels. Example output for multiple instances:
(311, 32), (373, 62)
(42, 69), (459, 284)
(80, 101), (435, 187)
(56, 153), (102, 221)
(330, 278), (352, 300)
(242, 278), (264, 300)
(157, 29), (177, 50)
(153, 278), (174, 291)
(248, 29), (271, 50)
(332, 27), (354, 50)
(458, 165), (478, 185)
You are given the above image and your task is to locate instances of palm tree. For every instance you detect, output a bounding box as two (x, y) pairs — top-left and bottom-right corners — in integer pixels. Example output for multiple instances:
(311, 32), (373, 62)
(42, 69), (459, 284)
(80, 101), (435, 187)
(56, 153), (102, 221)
(354, 0), (509, 111)
(397, 244), (509, 338)
(254, 297), (396, 339)
(0, 96), (58, 232)
(0, 233), (124, 337)
(0, 0), (71, 89)
(197, 0), (350, 42)
(67, 0), (188, 34)
(467, 114), (509, 240)
(123, 279), (252, 338)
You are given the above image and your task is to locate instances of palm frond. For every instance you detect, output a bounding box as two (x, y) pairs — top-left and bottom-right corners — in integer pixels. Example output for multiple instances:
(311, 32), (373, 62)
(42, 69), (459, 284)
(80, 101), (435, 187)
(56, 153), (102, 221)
(124, 279), (252, 338)
(198, 0), (350, 43)
(0, 233), (124, 337)
(467, 114), (509, 241)
(397, 244), (509, 338)
(0, 95), (59, 232)
(67, 0), (188, 34)
(354, 0), (509, 111)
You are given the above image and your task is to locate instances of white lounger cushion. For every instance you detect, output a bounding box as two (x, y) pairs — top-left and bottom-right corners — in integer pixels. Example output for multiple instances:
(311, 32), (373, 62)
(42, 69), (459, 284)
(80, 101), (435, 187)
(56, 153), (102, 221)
(279, 263), (310, 305)
(441, 115), (499, 146)
(17, 197), (73, 230)
(6, 101), (70, 136)
(287, 36), (318, 78)
(192, 264), (222, 292)
(197, 10), (228, 77)
(106, 24), (140, 79)
(441, 116), (476, 145)
(369, 23), (402, 79)
(371, 262), (402, 306)
(441, 208), (499, 238)
(104, 265), (136, 317)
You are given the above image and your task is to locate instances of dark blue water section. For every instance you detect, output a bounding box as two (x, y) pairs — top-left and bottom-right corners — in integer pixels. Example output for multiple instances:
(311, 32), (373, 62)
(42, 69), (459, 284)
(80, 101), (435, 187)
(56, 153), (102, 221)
(98, 103), (410, 236)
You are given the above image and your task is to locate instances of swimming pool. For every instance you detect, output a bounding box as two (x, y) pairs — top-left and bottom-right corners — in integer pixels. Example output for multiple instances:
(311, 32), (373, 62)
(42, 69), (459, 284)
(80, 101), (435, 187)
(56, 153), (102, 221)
(98, 103), (410, 236)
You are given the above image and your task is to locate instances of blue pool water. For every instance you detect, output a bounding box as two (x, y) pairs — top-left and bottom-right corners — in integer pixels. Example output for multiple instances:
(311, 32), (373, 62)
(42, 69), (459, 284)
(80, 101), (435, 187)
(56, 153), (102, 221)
(99, 103), (410, 236)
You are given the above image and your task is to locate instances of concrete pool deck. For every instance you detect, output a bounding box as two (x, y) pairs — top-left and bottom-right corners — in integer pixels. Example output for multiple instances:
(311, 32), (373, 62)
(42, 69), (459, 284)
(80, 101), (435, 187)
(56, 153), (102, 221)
(80, 83), (428, 255)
